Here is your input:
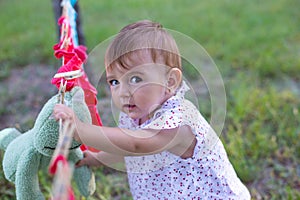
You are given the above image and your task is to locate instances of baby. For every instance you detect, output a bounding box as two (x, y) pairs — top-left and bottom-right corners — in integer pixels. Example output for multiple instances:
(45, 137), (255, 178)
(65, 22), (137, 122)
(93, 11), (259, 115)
(53, 20), (251, 199)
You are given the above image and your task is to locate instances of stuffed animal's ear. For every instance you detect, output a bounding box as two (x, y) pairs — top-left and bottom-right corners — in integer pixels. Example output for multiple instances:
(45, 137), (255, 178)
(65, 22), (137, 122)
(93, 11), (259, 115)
(70, 87), (84, 103)
(70, 87), (92, 124)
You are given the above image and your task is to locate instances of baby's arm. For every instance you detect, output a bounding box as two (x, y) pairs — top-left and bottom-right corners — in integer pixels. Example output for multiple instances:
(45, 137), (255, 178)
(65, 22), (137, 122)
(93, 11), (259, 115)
(54, 104), (196, 157)
(77, 122), (195, 157)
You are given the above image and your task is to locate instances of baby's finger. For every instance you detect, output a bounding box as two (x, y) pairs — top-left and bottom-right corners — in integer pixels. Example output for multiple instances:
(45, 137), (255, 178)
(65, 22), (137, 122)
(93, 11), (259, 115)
(53, 111), (68, 121)
(75, 159), (86, 168)
(75, 151), (87, 168)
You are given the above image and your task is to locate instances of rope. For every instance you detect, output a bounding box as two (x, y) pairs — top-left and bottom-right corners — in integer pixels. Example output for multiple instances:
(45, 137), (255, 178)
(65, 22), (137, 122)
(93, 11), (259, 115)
(48, 1), (100, 199)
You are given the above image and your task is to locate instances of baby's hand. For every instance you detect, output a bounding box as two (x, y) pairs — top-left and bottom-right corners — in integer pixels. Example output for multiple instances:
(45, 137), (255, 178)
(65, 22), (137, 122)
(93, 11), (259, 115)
(53, 104), (82, 143)
(53, 104), (74, 121)
(76, 151), (102, 168)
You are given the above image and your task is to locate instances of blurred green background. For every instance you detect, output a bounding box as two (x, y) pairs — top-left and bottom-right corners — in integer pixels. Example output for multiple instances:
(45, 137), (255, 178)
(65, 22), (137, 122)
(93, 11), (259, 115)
(0, 0), (299, 199)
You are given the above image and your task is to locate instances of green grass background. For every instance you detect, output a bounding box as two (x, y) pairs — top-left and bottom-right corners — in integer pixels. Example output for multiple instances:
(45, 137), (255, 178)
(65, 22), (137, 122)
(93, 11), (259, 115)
(0, 0), (300, 199)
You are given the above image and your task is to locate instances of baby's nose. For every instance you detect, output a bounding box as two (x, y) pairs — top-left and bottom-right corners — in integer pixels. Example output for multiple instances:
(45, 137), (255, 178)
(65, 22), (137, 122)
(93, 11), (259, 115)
(119, 83), (131, 97)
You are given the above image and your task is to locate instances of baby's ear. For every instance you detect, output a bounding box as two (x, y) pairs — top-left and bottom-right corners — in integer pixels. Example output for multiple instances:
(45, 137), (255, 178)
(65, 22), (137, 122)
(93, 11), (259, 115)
(166, 68), (182, 94)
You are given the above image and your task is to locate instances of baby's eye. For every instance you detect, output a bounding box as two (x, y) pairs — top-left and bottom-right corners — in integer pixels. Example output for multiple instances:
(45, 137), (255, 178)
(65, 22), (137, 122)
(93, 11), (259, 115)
(108, 79), (119, 86)
(130, 76), (142, 84)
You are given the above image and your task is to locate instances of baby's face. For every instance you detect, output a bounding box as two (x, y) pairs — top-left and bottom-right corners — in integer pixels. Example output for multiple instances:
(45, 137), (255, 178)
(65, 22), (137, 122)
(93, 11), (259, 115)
(106, 53), (171, 124)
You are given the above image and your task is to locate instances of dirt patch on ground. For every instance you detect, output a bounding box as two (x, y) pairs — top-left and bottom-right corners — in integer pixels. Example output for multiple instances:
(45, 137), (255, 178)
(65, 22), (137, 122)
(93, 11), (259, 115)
(0, 64), (116, 131)
(0, 65), (57, 130)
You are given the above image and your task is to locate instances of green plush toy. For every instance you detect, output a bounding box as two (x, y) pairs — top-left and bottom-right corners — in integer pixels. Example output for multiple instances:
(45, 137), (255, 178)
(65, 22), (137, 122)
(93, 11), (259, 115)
(0, 86), (96, 200)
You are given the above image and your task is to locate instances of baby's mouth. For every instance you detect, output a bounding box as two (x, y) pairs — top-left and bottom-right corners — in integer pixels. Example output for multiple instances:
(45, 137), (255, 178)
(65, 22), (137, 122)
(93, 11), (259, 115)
(123, 104), (136, 112)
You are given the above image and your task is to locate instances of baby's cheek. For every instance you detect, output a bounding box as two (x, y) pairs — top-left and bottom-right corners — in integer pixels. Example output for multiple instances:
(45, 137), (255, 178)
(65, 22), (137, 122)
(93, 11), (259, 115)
(111, 96), (123, 111)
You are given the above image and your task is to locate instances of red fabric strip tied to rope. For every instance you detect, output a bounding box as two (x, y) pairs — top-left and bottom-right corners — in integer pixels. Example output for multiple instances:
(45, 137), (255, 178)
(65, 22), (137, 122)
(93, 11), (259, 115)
(51, 16), (102, 152)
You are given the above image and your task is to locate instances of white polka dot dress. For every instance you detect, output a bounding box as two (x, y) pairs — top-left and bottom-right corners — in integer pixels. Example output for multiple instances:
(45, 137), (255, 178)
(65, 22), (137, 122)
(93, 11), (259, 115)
(118, 82), (251, 199)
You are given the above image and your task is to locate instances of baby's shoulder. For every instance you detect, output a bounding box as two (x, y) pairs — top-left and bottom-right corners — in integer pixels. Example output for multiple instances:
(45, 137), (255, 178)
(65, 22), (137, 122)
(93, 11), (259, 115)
(181, 99), (200, 118)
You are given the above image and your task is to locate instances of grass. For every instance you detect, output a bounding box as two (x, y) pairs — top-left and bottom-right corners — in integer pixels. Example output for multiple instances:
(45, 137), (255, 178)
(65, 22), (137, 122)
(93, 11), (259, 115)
(0, 0), (299, 199)
(224, 72), (300, 198)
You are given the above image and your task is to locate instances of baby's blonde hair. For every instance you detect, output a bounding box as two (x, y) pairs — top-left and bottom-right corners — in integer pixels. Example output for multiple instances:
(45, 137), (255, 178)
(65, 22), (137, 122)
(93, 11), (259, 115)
(105, 20), (181, 71)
